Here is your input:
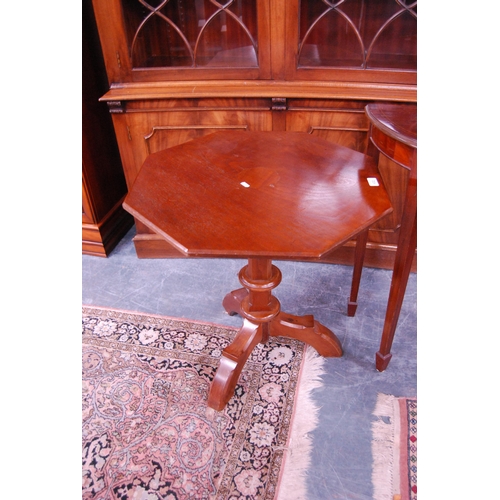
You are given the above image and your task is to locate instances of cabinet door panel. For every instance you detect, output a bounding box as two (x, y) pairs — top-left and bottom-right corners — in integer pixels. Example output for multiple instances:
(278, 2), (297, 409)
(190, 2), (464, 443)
(112, 101), (273, 188)
(286, 99), (370, 153)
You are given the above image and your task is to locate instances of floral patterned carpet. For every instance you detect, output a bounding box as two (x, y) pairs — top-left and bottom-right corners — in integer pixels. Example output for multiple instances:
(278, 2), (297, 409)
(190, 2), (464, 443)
(82, 306), (319, 499)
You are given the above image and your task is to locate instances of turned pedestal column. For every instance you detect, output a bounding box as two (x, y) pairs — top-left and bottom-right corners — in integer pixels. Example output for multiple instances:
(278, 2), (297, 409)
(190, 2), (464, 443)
(208, 257), (342, 410)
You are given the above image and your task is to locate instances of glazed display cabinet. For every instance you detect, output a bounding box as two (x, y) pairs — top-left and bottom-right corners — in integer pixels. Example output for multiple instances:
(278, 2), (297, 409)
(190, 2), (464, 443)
(90, 0), (416, 269)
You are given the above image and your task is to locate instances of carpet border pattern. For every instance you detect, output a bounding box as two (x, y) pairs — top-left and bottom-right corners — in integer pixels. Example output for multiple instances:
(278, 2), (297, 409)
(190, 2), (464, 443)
(371, 393), (417, 500)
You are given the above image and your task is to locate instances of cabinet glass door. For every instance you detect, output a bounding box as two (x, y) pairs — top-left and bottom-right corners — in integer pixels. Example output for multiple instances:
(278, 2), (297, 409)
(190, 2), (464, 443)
(113, 0), (271, 81)
(125, 0), (258, 67)
(286, 0), (416, 84)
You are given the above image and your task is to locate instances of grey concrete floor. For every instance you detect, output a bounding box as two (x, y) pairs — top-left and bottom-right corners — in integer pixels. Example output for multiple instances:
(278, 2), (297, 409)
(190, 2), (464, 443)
(82, 227), (417, 499)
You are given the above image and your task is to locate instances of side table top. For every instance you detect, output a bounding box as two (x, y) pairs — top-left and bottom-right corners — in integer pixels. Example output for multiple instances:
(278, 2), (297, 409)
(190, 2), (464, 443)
(365, 103), (417, 149)
(123, 131), (393, 258)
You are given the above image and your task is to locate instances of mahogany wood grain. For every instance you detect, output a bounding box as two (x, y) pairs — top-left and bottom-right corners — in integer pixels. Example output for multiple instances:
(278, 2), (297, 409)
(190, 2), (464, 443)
(269, 0), (287, 80)
(123, 131), (393, 409)
(350, 103), (417, 371)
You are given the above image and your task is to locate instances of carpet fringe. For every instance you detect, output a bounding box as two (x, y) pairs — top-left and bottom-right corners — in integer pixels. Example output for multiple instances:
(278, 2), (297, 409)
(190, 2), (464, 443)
(276, 346), (326, 500)
(371, 393), (401, 500)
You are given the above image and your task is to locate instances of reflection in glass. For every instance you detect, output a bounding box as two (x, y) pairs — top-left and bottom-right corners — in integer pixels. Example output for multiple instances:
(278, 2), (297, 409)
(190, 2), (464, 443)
(122, 0), (258, 68)
(298, 0), (416, 70)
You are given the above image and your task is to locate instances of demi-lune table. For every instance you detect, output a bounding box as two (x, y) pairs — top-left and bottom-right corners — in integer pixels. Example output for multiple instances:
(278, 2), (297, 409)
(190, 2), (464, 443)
(365, 103), (417, 371)
(123, 131), (393, 410)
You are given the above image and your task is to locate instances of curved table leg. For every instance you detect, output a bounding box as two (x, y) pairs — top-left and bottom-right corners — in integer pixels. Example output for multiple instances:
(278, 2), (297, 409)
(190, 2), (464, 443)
(222, 288), (248, 316)
(208, 319), (263, 411)
(271, 312), (342, 357)
(223, 289), (342, 357)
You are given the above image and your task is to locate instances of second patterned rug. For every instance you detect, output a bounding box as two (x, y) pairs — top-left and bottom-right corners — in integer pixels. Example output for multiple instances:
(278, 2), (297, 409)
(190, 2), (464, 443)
(371, 393), (417, 500)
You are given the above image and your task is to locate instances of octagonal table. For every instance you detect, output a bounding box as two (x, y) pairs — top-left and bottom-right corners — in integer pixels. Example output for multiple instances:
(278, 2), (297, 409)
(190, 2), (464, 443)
(123, 131), (393, 410)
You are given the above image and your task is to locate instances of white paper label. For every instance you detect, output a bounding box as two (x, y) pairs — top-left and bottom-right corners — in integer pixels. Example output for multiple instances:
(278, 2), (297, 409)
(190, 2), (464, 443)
(367, 177), (379, 187)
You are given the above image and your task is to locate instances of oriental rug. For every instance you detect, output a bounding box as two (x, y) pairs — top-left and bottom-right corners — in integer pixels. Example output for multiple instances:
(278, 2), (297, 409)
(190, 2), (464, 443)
(371, 393), (417, 500)
(82, 306), (325, 500)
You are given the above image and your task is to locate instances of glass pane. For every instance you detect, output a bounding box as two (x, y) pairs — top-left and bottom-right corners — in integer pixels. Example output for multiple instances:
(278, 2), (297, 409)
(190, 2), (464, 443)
(121, 0), (258, 69)
(298, 0), (417, 71)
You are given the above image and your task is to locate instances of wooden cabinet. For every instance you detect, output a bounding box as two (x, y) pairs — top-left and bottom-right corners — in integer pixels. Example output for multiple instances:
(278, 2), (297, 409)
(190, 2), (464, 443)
(90, 0), (416, 268)
(83, 0), (133, 256)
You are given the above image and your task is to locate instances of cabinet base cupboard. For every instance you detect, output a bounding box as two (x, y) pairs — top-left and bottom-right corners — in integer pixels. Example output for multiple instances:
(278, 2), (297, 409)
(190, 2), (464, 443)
(90, 0), (417, 270)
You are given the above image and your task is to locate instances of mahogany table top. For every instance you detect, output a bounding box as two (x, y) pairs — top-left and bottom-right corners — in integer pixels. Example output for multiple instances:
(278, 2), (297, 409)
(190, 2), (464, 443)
(123, 131), (393, 259)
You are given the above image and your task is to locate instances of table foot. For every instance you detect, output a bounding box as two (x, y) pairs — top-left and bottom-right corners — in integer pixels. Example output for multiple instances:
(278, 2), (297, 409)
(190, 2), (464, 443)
(207, 319), (263, 411)
(222, 288), (248, 316)
(375, 351), (392, 372)
(271, 312), (342, 357)
(347, 301), (358, 317)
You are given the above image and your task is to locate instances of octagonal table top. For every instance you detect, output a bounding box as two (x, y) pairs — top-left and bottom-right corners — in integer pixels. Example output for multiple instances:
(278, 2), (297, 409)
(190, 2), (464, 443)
(123, 131), (393, 258)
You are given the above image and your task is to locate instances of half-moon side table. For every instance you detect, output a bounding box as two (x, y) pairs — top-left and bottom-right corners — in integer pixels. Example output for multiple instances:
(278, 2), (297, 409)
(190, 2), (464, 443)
(355, 103), (417, 371)
(123, 131), (393, 410)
